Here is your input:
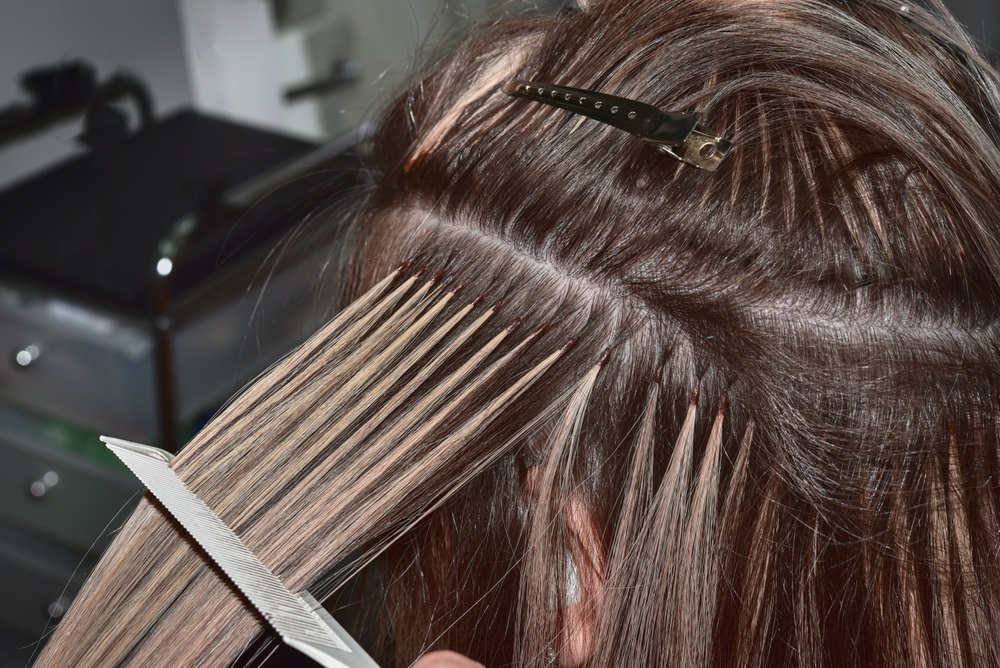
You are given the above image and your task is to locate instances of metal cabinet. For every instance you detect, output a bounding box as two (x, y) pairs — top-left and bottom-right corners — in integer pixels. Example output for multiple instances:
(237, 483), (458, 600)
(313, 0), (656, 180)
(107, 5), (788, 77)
(0, 111), (362, 664)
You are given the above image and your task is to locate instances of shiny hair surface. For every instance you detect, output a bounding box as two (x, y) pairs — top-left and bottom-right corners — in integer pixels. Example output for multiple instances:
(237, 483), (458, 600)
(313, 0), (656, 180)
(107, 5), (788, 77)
(37, 0), (1000, 666)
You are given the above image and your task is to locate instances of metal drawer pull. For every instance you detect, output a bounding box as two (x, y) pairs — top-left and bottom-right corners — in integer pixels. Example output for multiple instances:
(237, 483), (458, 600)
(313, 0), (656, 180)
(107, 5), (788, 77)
(29, 470), (60, 498)
(14, 344), (41, 368)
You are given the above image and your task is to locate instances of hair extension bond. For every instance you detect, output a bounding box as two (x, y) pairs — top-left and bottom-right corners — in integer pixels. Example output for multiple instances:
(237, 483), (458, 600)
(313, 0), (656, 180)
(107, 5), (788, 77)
(36, 0), (1000, 666)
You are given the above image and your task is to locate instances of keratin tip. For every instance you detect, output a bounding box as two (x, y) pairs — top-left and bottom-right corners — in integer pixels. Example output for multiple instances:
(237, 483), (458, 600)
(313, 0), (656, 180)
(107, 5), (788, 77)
(532, 321), (552, 336)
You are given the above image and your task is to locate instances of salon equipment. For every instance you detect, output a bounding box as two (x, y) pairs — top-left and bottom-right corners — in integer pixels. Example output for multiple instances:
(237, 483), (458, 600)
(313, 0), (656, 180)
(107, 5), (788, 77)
(0, 110), (367, 666)
(0, 110), (365, 449)
(104, 437), (380, 668)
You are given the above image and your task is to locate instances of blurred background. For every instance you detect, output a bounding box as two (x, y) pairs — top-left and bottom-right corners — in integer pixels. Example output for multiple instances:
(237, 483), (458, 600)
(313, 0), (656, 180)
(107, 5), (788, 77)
(0, 0), (993, 665)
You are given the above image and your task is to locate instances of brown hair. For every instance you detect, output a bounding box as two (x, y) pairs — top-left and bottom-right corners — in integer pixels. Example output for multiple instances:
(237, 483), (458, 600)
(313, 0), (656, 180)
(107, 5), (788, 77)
(37, 0), (1000, 666)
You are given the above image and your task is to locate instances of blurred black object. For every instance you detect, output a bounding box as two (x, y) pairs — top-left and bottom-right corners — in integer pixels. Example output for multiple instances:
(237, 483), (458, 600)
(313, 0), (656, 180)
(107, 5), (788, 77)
(0, 110), (324, 313)
(284, 58), (362, 102)
(0, 60), (154, 150)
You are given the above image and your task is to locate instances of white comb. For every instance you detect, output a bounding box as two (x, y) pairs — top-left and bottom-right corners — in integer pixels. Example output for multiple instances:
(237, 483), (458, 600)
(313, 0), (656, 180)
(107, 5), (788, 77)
(102, 435), (380, 668)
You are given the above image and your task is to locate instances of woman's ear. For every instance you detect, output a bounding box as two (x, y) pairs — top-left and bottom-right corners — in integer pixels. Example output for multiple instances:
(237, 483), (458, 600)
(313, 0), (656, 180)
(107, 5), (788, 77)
(560, 496), (603, 666)
(523, 467), (604, 666)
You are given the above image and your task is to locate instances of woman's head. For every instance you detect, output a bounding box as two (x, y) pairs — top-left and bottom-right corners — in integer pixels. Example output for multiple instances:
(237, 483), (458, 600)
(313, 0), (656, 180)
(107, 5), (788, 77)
(347, 1), (1000, 664)
(37, 1), (1000, 666)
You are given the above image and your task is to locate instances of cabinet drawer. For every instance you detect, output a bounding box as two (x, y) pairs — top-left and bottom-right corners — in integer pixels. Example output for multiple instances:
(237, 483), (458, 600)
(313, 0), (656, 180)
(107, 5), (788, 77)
(0, 262), (327, 442)
(0, 419), (141, 553)
(0, 295), (157, 438)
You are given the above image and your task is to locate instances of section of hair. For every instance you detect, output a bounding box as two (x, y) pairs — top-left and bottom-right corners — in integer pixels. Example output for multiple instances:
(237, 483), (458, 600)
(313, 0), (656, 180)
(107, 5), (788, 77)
(35, 270), (580, 666)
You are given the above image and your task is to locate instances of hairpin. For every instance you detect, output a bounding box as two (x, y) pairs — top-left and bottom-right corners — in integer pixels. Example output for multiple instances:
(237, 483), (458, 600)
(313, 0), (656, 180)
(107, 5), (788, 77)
(501, 80), (733, 171)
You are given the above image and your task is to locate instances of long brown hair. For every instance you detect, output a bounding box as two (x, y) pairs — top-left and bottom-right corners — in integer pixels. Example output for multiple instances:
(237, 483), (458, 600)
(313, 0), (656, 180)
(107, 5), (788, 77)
(37, 0), (1000, 666)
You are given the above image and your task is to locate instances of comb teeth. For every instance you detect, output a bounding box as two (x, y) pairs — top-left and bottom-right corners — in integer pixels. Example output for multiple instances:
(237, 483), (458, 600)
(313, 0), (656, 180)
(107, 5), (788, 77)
(102, 437), (378, 668)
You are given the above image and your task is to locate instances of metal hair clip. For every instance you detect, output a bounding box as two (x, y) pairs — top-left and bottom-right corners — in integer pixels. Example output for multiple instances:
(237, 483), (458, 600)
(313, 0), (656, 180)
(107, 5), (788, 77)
(502, 80), (733, 171)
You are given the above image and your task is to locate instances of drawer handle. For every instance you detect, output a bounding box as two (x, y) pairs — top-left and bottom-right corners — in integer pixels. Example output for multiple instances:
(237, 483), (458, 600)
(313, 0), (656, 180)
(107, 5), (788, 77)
(14, 344), (41, 369)
(29, 470), (60, 498)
